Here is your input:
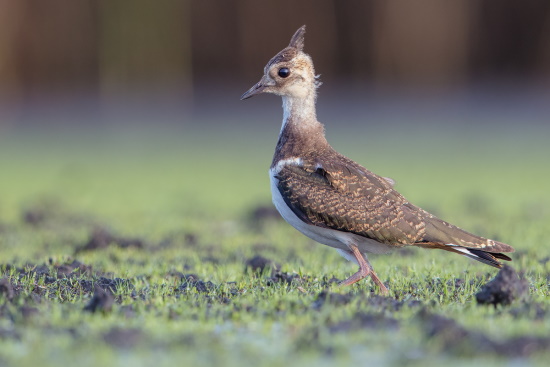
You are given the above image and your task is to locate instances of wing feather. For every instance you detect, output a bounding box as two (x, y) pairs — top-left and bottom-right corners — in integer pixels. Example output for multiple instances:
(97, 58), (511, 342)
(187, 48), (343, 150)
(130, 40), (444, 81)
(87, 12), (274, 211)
(274, 158), (425, 245)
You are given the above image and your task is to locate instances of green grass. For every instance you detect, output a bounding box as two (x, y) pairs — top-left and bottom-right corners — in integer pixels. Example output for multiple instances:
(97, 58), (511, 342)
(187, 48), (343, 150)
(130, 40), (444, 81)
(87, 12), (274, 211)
(0, 124), (549, 367)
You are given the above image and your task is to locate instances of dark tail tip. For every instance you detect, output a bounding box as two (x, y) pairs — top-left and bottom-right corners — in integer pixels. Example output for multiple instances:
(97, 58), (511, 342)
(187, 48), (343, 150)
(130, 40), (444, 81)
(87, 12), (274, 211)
(467, 248), (512, 268)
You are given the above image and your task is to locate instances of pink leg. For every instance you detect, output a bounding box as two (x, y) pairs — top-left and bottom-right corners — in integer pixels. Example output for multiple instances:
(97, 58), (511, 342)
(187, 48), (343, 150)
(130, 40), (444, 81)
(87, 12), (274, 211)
(339, 244), (389, 295)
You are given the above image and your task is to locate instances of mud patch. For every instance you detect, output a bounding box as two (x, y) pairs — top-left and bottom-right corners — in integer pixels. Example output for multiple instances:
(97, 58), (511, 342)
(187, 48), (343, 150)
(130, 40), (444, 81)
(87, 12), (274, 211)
(83, 286), (115, 313)
(175, 274), (217, 294)
(0, 327), (20, 340)
(103, 327), (142, 349)
(22, 208), (48, 226)
(420, 310), (550, 357)
(21, 200), (94, 230)
(2, 259), (134, 305)
(251, 243), (279, 253)
(312, 291), (422, 311)
(0, 278), (15, 300)
(318, 276), (341, 287)
(509, 302), (549, 320)
(2, 260), (92, 282)
(77, 227), (146, 252)
(421, 310), (492, 352)
(267, 270), (308, 286)
(3, 260), (112, 283)
(179, 232), (196, 245)
(20, 306), (39, 320)
(245, 255), (280, 274)
(55, 259), (93, 278)
(0, 221), (10, 233)
(312, 291), (354, 309)
(250, 205), (281, 223)
(249, 205), (283, 231)
(329, 312), (399, 333)
(244, 255), (311, 286)
(21, 199), (63, 227)
(79, 277), (134, 294)
(476, 265), (528, 307)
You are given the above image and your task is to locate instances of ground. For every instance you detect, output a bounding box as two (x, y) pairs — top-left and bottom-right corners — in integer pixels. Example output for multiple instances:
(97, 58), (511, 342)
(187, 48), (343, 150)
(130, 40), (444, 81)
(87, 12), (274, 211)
(0, 121), (549, 367)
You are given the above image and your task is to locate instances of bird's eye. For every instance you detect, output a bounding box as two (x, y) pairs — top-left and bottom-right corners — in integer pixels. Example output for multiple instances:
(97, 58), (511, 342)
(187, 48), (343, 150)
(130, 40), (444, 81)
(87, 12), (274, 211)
(278, 67), (290, 78)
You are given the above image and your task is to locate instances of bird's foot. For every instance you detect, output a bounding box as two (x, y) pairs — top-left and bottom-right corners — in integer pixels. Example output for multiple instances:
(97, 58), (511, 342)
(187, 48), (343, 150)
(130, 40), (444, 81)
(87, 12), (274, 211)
(339, 244), (390, 295)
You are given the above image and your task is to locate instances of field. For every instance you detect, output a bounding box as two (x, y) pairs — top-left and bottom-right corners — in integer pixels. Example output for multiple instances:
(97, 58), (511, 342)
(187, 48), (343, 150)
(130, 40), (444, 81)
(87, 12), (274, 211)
(0, 108), (549, 366)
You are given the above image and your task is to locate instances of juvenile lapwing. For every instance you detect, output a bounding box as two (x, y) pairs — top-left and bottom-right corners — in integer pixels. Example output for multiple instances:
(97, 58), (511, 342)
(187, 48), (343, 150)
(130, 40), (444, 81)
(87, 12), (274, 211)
(240, 26), (514, 294)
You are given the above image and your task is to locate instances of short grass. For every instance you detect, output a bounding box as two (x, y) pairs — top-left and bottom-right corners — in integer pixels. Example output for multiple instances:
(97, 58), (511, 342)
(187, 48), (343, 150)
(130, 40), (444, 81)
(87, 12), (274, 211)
(0, 123), (549, 367)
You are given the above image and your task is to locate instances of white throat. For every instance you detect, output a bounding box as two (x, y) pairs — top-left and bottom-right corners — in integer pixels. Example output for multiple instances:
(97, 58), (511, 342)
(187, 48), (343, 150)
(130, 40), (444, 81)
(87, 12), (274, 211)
(280, 91), (317, 133)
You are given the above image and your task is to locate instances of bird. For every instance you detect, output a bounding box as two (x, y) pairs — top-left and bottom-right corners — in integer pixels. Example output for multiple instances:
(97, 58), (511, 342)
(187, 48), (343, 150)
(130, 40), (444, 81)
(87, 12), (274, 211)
(240, 25), (514, 294)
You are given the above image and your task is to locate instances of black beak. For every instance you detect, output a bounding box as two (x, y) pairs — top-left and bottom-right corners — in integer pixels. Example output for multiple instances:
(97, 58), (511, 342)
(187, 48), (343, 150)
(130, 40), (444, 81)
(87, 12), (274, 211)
(240, 82), (266, 100)
(240, 75), (273, 100)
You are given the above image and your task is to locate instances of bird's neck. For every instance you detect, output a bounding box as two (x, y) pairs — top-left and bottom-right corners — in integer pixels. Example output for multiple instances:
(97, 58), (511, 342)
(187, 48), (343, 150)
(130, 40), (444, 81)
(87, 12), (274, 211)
(281, 91), (318, 130)
(272, 91), (328, 166)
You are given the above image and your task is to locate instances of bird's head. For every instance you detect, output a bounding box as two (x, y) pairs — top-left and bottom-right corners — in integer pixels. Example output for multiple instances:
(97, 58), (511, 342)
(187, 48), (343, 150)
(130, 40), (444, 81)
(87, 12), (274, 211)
(240, 25), (319, 101)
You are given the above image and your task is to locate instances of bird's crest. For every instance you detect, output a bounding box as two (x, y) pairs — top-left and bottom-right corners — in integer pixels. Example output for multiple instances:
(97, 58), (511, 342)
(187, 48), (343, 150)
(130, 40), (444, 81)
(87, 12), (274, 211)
(288, 25), (306, 51)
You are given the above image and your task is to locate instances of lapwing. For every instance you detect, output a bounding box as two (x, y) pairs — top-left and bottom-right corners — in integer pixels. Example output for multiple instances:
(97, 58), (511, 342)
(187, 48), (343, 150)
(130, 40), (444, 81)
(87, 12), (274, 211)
(240, 25), (514, 294)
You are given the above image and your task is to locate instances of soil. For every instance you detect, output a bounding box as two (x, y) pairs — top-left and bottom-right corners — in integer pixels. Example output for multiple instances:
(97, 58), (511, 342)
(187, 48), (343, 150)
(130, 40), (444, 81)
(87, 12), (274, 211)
(250, 205), (282, 222)
(20, 306), (39, 320)
(0, 327), (20, 340)
(84, 286), (114, 313)
(329, 312), (399, 333)
(77, 227), (146, 252)
(420, 310), (550, 357)
(174, 274), (217, 294)
(312, 291), (422, 311)
(1, 203), (546, 358)
(243, 254), (307, 285)
(1, 260), (134, 308)
(1, 254), (547, 358)
(266, 269), (307, 285)
(103, 327), (143, 348)
(312, 291), (355, 309)
(22, 208), (47, 226)
(476, 265), (528, 307)
(249, 205), (282, 230)
(0, 278), (15, 300)
(244, 255), (280, 274)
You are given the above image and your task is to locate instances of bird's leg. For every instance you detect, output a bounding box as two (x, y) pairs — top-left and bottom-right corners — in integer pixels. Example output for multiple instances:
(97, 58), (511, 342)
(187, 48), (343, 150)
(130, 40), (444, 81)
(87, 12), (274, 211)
(339, 244), (389, 295)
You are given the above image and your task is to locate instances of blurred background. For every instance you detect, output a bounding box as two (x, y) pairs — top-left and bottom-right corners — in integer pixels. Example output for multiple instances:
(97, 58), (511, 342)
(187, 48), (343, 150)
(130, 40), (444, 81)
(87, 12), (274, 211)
(0, 0), (549, 126)
(0, 0), (549, 227)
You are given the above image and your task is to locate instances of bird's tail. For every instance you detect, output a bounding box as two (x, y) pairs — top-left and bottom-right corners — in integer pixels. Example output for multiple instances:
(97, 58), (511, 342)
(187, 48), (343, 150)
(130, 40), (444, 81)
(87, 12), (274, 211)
(415, 216), (514, 268)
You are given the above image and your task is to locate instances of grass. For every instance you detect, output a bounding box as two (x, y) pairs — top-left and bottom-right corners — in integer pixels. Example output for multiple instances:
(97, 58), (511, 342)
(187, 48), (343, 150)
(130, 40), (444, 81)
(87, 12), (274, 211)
(0, 122), (549, 367)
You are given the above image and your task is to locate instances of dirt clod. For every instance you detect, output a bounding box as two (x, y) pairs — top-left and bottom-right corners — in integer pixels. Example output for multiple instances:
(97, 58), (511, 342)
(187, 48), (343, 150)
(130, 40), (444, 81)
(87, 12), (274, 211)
(78, 227), (146, 252)
(103, 327), (142, 349)
(0, 327), (20, 340)
(184, 233), (198, 246)
(420, 310), (493, 355)
(32, 264), (50, 277)
(245, 255), (280, 274)
(83, 286), (114, 313)
(250, 205), (281, 222)
(312, 291), (354, 309)
(420, 310), (550, 357)
(23, 209), (47, 226)
(80, 277), (133, 294)
(20, 306), (39, 320)
(476, 265), (528, 307)
(329, 312), (399, 333)
(0, 278), (15, 300)
(267, 270), (305, 285)
(175, 275), (216, 294)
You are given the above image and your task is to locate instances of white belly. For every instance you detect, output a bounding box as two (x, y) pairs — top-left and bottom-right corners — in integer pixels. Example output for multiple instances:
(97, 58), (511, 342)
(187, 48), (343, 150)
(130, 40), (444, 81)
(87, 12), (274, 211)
(269, 170), (393, 256)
